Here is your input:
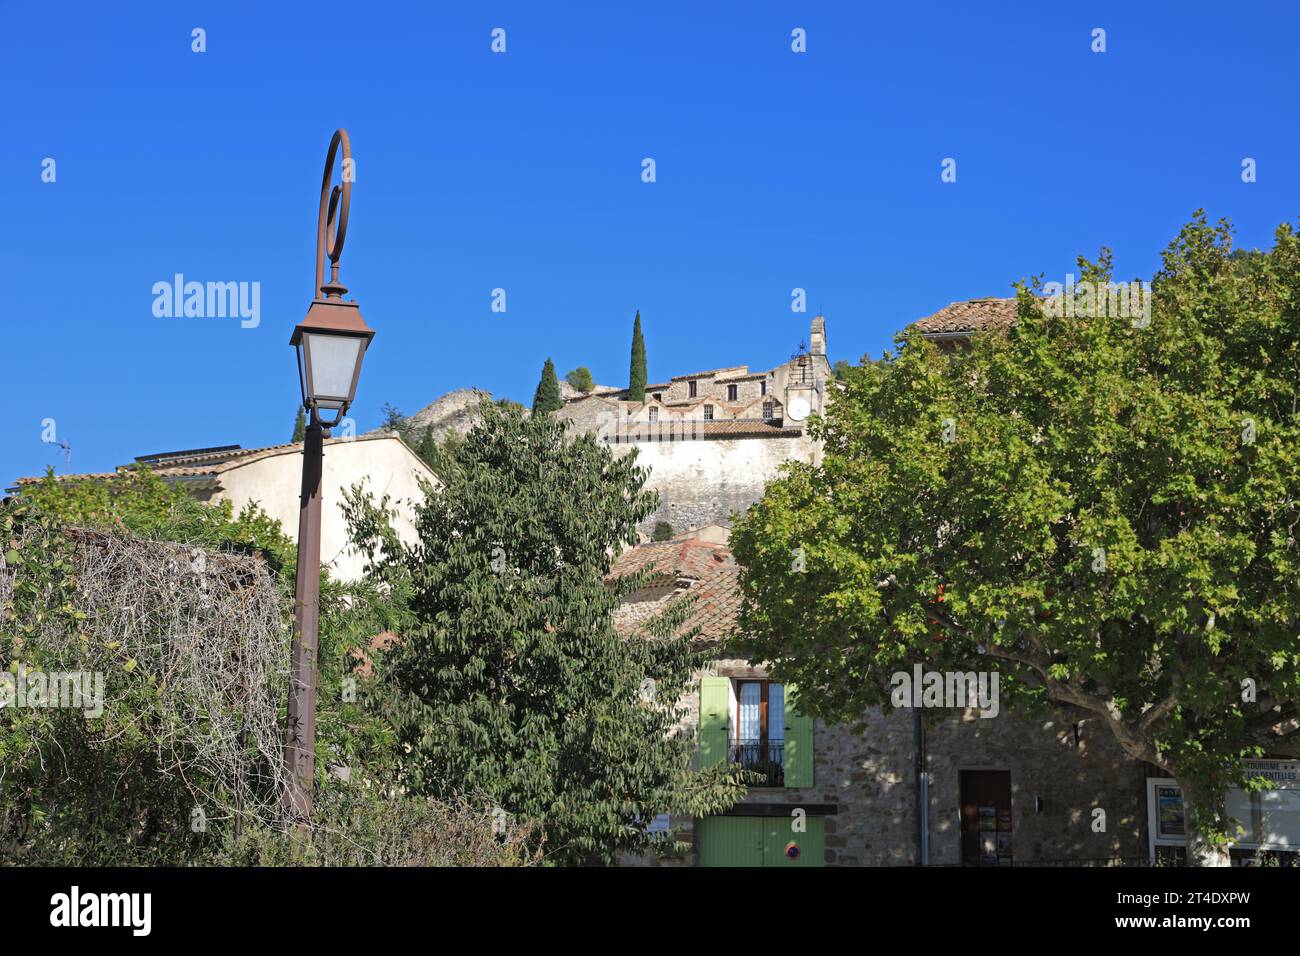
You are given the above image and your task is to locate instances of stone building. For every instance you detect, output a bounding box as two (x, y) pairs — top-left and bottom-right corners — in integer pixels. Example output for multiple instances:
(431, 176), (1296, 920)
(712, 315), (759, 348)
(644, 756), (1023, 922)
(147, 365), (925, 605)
(557, 315), (831, 537)
(610, 531), (1153, 867)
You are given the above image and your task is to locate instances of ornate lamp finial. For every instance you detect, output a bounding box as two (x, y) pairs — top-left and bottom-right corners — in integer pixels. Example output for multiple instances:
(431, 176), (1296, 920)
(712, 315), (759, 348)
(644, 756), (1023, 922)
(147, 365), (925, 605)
(315, 129), (352, 299)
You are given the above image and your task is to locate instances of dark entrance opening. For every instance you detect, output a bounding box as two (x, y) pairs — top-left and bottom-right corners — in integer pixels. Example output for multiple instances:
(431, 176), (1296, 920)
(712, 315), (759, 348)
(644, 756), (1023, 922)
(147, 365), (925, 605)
(960, 770), (1013, 866)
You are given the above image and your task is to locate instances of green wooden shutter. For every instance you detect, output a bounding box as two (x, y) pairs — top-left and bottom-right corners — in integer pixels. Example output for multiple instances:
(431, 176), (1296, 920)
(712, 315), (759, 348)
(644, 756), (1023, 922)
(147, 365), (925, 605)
(783, 683), (814, 788)
(699, 676), (730, 768)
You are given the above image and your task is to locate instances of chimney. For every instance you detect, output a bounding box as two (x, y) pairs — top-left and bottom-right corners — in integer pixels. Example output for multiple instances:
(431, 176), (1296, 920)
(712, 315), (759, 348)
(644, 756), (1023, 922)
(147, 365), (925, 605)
(810, 314), (826, 356)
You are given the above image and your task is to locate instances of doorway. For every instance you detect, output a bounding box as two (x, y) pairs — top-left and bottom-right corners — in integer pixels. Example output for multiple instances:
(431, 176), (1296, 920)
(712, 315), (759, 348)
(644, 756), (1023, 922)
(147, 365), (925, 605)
(959, 770), (1013, 866)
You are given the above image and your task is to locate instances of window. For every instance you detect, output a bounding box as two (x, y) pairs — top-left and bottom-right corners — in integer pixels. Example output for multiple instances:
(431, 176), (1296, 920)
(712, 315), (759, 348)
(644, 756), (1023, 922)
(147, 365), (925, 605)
(700, 676), (811, 787)
(648, 407), (658, 424)
(654, 393), (663, 402)
(703, 404), (714, 421)
(762, 401), (774, 420)
(760, 379), (767, 396)
(736, 680), (785, 786)
(1146, 763), (1300, 865)
(727, 384), (738, 401)
(688, 380), (697, 398)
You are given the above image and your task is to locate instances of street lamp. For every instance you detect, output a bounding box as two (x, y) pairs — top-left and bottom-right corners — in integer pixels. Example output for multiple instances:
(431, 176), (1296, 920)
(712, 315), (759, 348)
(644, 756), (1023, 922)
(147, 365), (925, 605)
(283, 129), (374, 821)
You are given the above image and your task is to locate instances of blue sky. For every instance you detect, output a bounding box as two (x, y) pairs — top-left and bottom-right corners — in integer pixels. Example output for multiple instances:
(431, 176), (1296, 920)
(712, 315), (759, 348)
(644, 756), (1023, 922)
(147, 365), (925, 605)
(3, 1), (1297, 485)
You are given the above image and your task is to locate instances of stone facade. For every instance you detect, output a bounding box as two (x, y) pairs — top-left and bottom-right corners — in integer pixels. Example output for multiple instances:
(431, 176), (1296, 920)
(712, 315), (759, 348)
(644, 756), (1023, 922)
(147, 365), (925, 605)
(649, 658), (1147, 867)
(612, 537), (1149, 867)
(557, 315), (832, 538)
(619, 435), (816, 537)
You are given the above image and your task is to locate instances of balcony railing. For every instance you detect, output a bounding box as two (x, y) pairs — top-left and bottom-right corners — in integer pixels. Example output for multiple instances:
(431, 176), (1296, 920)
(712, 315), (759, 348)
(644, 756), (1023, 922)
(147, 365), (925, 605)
(732, 740), (784, 787)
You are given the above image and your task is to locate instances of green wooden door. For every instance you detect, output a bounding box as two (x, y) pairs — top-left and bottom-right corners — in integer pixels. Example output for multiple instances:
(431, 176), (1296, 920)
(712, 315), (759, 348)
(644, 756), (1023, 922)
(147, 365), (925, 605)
(697, 816), (764, 867)
(764, 816), (824, 867)
(697, 816), (825, 867)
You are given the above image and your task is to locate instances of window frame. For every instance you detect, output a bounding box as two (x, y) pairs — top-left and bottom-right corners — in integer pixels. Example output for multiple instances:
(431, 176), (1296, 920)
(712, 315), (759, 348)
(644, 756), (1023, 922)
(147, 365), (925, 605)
(735, 679), (785, 745)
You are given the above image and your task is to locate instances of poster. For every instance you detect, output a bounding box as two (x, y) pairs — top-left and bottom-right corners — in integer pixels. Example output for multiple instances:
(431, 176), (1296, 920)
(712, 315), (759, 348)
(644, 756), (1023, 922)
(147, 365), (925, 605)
(1157, 786), (1185, 837)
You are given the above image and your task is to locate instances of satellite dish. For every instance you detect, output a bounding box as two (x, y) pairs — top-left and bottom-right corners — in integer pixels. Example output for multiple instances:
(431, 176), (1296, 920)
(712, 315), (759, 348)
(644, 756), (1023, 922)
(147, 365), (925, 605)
(787, 397), (810, 421)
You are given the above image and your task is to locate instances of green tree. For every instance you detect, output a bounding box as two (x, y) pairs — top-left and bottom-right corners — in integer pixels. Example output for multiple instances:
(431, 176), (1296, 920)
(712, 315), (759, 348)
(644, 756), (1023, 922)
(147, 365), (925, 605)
(344, 401), (745, 863)
(4, 470), (415, 865)
(531, 358), (563, 414)
(651, 521), (674, 542)
(17, 467), (295, 577)
(731, 213), (1300, 866)
(3, 474), (299, 864)
(628, 311), (647, 403)
(292, 407), (307, 443)
(416, 425), (437, 468)
(565, 366), (595, 393)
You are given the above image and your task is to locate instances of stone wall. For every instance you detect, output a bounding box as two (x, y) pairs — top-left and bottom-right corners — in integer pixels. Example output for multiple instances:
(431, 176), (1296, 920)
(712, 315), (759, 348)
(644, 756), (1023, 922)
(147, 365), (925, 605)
(614, 435), (816, 536)
(613, 584), (679, 633)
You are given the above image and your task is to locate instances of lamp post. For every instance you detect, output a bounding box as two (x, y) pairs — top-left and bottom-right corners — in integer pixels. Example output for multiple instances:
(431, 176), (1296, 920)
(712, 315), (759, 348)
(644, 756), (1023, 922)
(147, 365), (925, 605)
(283, 129), (374, 820)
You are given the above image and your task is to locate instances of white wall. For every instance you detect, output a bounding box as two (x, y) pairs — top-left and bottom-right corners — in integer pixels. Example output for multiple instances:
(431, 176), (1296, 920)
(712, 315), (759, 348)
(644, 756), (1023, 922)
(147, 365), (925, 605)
(213, 436), (434, 582)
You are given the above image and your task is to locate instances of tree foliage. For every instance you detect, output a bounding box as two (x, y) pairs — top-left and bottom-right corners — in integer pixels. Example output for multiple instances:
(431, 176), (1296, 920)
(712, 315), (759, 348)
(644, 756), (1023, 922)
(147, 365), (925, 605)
(531, 358), (563, 415)
(731, 214), (1300, 863)
(344, 401), (745, 863)
(565, 366), (595, 393)
(2, 472), (418, 864)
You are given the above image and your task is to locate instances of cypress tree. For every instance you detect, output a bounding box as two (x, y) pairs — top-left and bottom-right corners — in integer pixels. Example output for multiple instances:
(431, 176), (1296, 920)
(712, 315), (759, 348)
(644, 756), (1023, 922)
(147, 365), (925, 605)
(628, 310), (647, 402)
(532, 358), (563, 414)
(291, 407), (306, 443)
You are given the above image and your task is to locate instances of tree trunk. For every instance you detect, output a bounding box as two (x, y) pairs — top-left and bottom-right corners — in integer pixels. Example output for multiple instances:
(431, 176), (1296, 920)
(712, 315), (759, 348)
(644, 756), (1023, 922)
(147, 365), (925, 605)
(1173, 775), (1231, 867)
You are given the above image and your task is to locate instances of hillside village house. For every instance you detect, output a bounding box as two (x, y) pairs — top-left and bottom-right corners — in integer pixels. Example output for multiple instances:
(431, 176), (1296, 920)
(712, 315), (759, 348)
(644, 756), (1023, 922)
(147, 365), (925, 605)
(610, 531), (1154, 867)
(10, 434), (433, 583)
(558, 315), (831, 538)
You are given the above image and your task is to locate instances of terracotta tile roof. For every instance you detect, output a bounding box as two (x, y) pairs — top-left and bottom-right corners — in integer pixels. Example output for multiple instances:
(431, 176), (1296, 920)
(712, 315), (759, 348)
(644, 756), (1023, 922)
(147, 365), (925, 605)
(912, 297), (1019, 336)
(695, 420), (795, 438)
(608, 538), (741, 644)
(10, 471), (122, 487)
(669, 366), (749, 382)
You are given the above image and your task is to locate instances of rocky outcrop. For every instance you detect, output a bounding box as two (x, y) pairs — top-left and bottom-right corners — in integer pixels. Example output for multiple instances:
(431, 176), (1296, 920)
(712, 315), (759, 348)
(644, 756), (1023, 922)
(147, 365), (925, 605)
(367, 388), (493, 440)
